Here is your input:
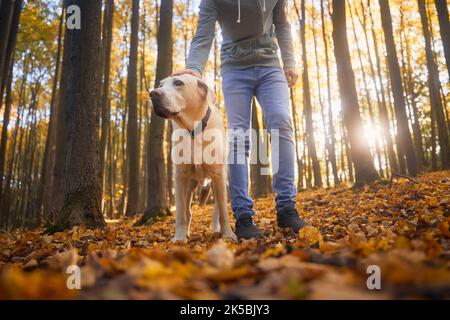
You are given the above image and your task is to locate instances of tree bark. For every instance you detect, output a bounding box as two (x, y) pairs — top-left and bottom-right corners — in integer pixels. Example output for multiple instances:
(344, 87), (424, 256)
(139, 0), (173, 224)
(56, 0), (106, 230)
(100, 0), (114, 210)
(0, 0), (21, 201)
(332, 0), (379, 186)
(434, 0), (450, 78)
(50, 6), (72, 221)
(296, 0), (322, 188)
(125, 0), (140, 216)
(250, 99), (272, 198)
(36, 5), (64, 225)
(418, 0), (450, 169)
(0, 0), (15, 104)
(290, 88), (304, 190)
(365, 0), (399, 174)
(378, 0), (418, 176)
(320, 0), (340, 185)
(348, 2), (384, 177)
(0, 61), (13, 228)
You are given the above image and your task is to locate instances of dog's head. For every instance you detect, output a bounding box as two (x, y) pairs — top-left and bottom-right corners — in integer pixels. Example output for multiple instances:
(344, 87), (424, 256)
(149, 74), (217, 120)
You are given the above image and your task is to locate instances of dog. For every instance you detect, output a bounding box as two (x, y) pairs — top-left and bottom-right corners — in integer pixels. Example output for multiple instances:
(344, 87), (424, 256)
(149, 74), (237, 243)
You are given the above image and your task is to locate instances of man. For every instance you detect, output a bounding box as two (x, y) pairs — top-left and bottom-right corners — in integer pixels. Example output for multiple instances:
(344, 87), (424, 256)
(174, 0), (309, 239)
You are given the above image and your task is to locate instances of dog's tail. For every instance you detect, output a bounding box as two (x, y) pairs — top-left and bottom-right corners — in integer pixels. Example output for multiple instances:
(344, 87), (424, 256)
(198, 181), (212, 206)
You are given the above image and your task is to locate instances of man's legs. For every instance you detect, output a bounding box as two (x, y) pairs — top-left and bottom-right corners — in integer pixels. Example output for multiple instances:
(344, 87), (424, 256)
(222, 68), (255, 219)
(255, 67), (296, 208)
(255, 67), (309, 233)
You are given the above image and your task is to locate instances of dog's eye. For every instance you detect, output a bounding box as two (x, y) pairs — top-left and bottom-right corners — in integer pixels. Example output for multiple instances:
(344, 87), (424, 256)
(173, 79), (184, 87)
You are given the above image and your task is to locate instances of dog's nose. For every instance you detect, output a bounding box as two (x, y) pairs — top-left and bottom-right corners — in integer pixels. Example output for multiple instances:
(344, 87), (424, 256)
(150, 90), (161, 99)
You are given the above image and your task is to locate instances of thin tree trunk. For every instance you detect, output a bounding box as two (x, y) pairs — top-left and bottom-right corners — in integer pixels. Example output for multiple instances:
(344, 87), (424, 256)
(366, 0), (399, 174)
(0, 61), (13, 228)
(434, 0), (450, 78)
(418, 0), (450, 169)
(139, 0), (173, 224)
(100, 0), (114, 211)
(0, 0), (15, 103)
(378, 0), (418, 176)
(250, 99), (272, 198)
(290, 88), (304, 190)
(36, 5), (64, 225)
(311, 3), (330, 187)
(321, 0), (339, 185)
(50, 6), (71, 222)
(125, 0), (140, 216)
(348, 2), (384, 177)
(332, 0), (379, 186)
(295, 0), (322, 188)
(399, 6), (426, 170)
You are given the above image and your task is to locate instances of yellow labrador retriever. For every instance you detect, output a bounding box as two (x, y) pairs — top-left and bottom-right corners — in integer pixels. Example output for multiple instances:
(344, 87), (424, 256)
(149, 74), (237, 243)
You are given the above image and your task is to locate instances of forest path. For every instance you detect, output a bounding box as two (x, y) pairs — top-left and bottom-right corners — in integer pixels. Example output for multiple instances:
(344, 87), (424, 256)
(0, 172), (449, 299)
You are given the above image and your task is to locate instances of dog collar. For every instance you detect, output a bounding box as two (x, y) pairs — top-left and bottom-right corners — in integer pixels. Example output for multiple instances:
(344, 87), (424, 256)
(190, 107), (213, 139)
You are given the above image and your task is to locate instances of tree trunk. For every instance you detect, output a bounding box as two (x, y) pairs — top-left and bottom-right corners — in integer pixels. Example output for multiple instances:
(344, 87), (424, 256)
(365, 0), (399, 174)
(321, 0), (340, 185)
(378, 0), (418, 176)
(296, 0), (322, 188)
(418, 0), (450, 169)
(0, 61), (13, 227)
(100, 0), (114, 211)
(0, 0), (21, 199)
(139, 0), (173, 224)
(36, 6), (64, 225)
(0, 0), (15, 103)
(349, 2), (384, 177)
(125, 0), (140, 216)
(331, 0), (379, 186)
(290, 88), (304, 190)
(250, 99), (272, 198)
(311, 3), (330, 187)
(50, 6), (72, 222)
(435, 0), (450, 78)
(56, 0), (105, 230)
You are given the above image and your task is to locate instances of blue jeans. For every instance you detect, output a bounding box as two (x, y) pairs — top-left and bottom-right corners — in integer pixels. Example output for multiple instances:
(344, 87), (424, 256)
(222, 66), (296, 219)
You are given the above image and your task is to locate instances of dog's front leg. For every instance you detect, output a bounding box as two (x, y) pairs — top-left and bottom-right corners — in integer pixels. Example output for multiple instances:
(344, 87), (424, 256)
(173, 169), (190, 243)
(211, 169), (237, 243)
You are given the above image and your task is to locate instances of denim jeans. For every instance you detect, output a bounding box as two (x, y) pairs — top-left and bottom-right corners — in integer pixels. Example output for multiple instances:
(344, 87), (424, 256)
(222, 66), (296, 219)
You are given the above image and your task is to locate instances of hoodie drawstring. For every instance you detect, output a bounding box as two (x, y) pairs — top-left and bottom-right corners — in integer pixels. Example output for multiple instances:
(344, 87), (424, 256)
(237, 0), (266, 23)
(237, 0), (241, 23)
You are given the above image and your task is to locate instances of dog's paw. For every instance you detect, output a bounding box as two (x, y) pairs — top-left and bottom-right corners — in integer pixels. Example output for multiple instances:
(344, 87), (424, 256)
(221, 230), (238, 243)
(211, 223), (221, 234)
(172, 235), (188, 244)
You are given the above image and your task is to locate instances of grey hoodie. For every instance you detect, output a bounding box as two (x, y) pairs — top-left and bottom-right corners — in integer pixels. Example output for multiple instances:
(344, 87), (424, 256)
(187, 0), (296, 75)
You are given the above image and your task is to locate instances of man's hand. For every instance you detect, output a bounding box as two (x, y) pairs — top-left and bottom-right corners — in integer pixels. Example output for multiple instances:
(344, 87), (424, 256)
(284, 68), (299, 88)
(172, 69), (202, 78)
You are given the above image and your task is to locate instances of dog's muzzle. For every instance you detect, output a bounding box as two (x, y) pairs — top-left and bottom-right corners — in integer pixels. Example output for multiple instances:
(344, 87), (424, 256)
(150, 90), (178, 118)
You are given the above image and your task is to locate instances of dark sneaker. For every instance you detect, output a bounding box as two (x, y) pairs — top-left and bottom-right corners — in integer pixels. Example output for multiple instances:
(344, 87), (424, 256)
(277, 204), (309, 233)
(235, 212), (263, 240)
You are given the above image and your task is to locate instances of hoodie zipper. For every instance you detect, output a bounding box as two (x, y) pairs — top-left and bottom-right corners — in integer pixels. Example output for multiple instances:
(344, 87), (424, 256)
(255, 0), (264, 35)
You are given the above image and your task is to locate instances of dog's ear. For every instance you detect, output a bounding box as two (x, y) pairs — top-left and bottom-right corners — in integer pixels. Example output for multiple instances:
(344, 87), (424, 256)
(197, 79), (218, 108)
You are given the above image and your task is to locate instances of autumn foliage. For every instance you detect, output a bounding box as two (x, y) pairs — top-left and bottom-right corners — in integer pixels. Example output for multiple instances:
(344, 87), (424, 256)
(0, 172), (448, 300)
